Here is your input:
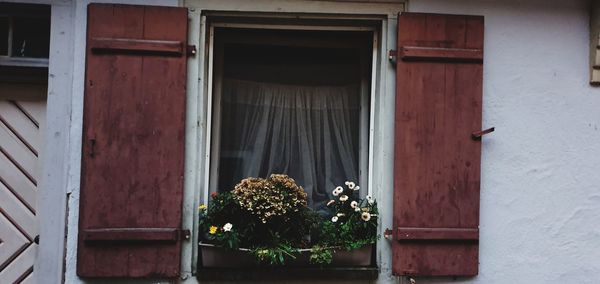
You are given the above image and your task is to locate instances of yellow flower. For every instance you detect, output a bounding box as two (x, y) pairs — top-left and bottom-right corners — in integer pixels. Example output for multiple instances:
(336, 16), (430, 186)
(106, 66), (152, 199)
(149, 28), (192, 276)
(198, 204), (207, 211)
(209, 226), (218, 234)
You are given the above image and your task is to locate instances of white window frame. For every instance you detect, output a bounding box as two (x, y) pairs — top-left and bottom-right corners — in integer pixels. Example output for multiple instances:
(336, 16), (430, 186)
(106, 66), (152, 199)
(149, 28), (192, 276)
(191, 16), (380, 275)
(183, 2), (405, 277)
(0, 6), (50, 67)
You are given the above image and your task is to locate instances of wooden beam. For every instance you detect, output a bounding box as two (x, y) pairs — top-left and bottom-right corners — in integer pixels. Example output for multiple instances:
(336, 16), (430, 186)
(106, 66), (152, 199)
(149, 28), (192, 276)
(82, 228), (180, 242)
(399, 46), (483, 62)
(396, 227), (479, 241)
(89, 37), (183, 55)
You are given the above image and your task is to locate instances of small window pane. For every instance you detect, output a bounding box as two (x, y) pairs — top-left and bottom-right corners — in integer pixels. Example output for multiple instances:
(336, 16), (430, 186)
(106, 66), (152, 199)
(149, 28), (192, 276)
(11, 17), (50, 58)
(0, 17), (8, 55)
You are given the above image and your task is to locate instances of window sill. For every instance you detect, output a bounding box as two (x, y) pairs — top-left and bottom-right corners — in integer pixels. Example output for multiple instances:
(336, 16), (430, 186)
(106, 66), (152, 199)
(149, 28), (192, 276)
(197, 266), (379, 281)
(0, 57), (49, 68)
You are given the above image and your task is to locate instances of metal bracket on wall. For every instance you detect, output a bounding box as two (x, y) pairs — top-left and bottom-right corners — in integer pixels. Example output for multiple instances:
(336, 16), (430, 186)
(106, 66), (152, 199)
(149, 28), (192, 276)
(384, 228), (394, 240)
(389, 49), (397, 65)
(187, 45), (197, 57)
(471, 127), (495, 140)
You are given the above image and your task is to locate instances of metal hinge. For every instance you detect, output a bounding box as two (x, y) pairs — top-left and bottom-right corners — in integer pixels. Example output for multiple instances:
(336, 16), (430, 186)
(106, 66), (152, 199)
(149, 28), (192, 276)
(389, 49), (397, 65)
(180, 229), (191, 241)
(187, 45), (197, 57)
(384, 228), (394, 240)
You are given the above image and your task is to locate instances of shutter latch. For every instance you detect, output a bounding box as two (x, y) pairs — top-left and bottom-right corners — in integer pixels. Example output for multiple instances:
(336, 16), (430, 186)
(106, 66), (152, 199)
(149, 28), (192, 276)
(471, 127), (495, 140)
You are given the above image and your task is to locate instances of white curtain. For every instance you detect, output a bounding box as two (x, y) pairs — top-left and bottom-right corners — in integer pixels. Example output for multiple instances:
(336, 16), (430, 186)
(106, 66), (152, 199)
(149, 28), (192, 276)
(217, 79), (360, 212)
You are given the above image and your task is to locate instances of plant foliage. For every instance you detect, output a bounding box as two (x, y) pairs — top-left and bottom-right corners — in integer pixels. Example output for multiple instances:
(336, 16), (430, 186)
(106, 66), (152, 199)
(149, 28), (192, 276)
(198, 175), (378, 265)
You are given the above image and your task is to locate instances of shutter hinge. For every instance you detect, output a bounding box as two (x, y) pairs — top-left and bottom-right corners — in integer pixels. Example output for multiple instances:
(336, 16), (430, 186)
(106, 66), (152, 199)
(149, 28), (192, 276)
(388, 49), (397, 65)
(187, 45), (197, 57)
(384, 228), (394, 240)
(179, 229), (191, 241)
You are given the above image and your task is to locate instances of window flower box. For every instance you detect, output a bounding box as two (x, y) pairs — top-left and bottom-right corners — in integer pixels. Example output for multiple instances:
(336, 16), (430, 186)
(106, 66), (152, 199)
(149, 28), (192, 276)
(199, 243), (373, 267)
(199, 175), (378, 267)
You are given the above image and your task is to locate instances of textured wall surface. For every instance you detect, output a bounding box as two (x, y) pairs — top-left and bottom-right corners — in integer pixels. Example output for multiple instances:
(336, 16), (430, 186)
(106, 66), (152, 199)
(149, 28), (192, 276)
(407, 0), (600, 283)
(57, 0), (600, 283)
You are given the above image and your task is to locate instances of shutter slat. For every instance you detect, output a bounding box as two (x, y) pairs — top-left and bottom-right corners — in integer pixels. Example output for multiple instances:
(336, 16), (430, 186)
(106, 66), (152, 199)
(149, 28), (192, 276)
(90, 37), (183, 55)
(396, 228), (479, 241)
(77, 4), (187, 278)
(393, 12), (484, 277)
(399, 46), (483, 61)
(82, 228), (180, 242)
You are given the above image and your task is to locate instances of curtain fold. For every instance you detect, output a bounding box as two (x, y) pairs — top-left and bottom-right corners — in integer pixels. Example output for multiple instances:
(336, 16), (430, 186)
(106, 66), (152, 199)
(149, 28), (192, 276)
(218, 79), (360, 212)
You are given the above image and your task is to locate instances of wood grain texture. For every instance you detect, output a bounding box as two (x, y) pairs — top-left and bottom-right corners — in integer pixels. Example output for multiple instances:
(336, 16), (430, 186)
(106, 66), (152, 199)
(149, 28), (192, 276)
(393, 12), (484, 277)
(399, 46), (483, 62)
(396, 227), (478, 241)
(77, 3), (188, 278)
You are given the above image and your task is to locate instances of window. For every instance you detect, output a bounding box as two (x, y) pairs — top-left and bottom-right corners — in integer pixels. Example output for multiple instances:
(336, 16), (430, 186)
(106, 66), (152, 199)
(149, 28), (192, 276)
(0, 3), (50, 67)
(207, 27), (374, 213)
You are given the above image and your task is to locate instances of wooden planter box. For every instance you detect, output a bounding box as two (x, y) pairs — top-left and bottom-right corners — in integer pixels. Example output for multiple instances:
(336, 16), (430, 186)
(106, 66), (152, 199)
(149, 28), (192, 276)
(199, 243), (373, 267)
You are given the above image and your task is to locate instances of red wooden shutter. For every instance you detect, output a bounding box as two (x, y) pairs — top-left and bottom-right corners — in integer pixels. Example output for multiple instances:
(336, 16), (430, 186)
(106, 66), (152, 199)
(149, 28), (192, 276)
(392, 12), (485, 277)
(77, 4), (188, 278)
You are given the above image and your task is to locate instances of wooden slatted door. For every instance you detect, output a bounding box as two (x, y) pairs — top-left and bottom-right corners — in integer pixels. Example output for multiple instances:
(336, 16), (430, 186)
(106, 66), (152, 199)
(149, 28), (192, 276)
(393, 12), (485, 276)
(77, 4), (188, 278)
(0, 96), (46, 283)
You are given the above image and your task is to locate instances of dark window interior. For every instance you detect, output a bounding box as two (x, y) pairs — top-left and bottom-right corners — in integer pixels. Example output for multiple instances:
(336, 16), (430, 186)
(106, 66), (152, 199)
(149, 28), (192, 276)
(11, 16), (51, 58)
(0, 17), (8, 55)
(213, 29), (372, 204)
(0, 3), (51, 59)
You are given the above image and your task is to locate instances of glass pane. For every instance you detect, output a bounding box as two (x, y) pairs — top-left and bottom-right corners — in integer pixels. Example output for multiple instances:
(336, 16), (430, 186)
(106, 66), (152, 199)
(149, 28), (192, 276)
(0, 17), (8, 55)
(11, 17), (50, 58)
(216, 44), (362, 212)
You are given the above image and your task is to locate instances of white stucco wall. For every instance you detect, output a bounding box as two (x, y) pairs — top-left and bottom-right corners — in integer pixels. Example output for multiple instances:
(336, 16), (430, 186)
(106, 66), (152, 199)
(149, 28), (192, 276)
(407, 0), (600, 283)
(50, 0), (599, 283)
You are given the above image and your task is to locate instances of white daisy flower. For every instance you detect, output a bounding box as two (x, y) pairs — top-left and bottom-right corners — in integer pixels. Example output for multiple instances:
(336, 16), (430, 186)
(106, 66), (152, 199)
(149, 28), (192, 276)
(332, 186), (343, 196)
(347, 181), (356, 190)
(339, 195), (348, 202)
(361, 212), (371, 222)
(350, 201), (358, 208)
(331, 216), (339, 222)
(337, 213), (345, 217)
(354, 186), (360, 191)
(345, 181), (351, 186)
(355, 207), (361, 212)
(223, 223), (233, 232)
(366, 195), (374, 205)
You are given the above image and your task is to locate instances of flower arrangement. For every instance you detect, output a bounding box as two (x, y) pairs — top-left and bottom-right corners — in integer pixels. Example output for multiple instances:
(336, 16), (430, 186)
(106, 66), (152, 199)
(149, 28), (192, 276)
(199, 174), (378, 265)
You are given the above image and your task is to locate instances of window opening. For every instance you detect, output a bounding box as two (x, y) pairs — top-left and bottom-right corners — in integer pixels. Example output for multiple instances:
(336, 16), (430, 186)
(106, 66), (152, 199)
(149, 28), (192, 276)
(0, 3), (50, 67)
(208, 28), (373, 213)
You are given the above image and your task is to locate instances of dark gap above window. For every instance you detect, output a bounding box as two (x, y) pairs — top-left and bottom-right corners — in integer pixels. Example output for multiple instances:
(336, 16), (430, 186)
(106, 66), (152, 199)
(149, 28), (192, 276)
(224, 44), (362, 86)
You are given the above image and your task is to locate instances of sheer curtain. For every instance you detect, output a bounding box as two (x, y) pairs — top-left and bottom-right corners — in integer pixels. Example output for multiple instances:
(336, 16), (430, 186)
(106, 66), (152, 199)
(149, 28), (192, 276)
(217, 79), (360, 212)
